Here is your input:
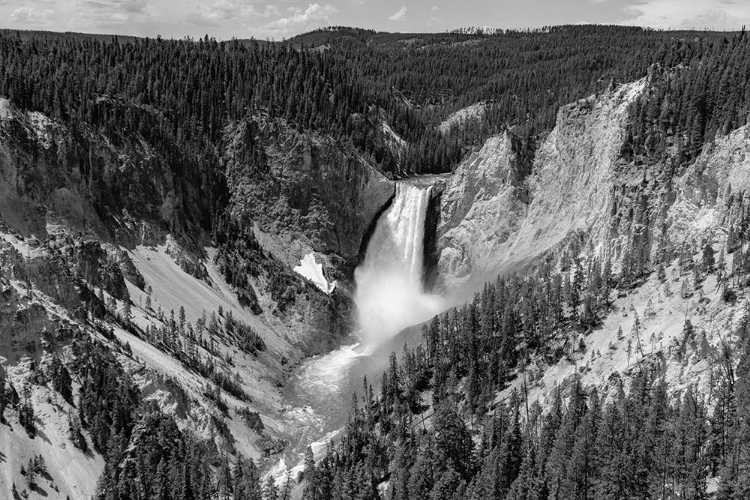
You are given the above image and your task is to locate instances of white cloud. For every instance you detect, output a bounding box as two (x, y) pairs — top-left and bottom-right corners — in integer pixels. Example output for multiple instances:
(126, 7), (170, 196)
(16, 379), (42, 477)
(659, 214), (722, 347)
(257, 3), (337, 36)
(187, 1), (279, 27)
(622, 0), (750, 30)
(430, 5), (438, 12)
(70, 0), (152, 28)
(389, 5), (407, 22)
(427, 16), (443, 26)
(9, 6), (55, 26)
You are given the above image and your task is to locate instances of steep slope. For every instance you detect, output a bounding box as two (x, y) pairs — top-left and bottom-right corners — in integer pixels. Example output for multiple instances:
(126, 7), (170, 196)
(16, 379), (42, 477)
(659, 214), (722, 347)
(223, 115), (394, 280)
(435, 133), (527, 293)
(0, 97), (223, 249)
(0, 94), (396, 498)
(433, 75), (750, 409)
(438, 102), (487, 134)
(436, 80), (646, 294)
(498, 118), (750, 441)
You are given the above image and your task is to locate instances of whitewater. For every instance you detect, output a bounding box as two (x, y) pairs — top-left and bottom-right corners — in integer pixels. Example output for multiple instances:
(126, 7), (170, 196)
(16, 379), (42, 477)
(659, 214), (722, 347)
(355, 183), (444, 343)
(278, 181), (444, 483)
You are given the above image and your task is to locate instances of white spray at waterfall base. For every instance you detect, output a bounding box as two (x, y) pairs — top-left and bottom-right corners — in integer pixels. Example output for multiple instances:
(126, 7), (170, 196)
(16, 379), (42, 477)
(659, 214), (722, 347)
(355, 183), (445, 343)
(274, 182), (446, 487)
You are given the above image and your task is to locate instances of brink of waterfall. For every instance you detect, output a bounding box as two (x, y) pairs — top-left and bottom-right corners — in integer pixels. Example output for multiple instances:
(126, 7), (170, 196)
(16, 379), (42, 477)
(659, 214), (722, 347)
(355, 182), (444, 344)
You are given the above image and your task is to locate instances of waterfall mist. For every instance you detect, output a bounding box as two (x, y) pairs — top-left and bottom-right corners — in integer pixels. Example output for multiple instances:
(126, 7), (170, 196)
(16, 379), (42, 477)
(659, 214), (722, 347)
(355, 183), (444, 344)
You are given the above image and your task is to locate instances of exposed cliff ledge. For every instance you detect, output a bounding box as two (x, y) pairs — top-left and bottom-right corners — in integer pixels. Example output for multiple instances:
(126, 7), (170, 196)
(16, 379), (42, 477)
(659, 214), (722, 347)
(668, 123), (750, 242)
(435, 80), (646, 294)
(0, 97), (222, 252)
(223, 116), (395, 282)
(435, 133), (527, 293)
(434, 76), (750, 300)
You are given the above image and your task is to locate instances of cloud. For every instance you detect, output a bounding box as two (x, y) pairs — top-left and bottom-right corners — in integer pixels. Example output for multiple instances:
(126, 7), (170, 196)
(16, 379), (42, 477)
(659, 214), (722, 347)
(427, 16), (443, 26)
(187, 1), (279, 27)
(257, 3), (337, 36)
(389, 5), (407, 22)
(430, 5), (438, 12)
(622, 0), (750, 30)
(70, 0), (151, 28)
(9, 6), (55, 26)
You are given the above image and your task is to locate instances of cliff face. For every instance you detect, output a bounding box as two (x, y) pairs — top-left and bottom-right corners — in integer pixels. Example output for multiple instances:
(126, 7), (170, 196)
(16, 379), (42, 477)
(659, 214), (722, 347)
(668, 124), (750, 240)
(0, 98), (221, 250)
(436, 133), (527, 292)
(435, 80), (646, 294)
(435, 76), (750, 301)
(224, 116), (395, 281)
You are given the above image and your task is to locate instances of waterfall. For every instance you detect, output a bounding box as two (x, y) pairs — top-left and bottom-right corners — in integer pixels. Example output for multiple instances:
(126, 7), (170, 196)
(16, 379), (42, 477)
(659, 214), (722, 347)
(355, 183), (443, 343)
(279, 182), (445, 482)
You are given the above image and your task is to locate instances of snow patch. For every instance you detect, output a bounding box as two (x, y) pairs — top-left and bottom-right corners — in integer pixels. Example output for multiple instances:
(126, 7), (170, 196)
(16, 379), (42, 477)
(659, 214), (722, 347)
(293, 253), (335, 294)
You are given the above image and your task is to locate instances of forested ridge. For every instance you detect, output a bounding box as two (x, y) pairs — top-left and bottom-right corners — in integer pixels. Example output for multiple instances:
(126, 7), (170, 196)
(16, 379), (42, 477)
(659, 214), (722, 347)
(1, 25), (748, 178)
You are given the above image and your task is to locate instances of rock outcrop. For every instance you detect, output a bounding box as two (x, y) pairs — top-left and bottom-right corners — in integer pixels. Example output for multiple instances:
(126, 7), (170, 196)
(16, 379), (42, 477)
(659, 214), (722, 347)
(436, 133), (527, 293)
(223, 116), (395, 280)
(0, 98), (220, 249)
(435, 80), (646, 294)
(669, 123), (750, 240)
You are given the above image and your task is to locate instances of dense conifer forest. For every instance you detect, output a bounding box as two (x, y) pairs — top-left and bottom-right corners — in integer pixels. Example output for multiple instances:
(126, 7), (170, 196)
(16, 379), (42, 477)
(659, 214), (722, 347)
(0, 25), (747, 179)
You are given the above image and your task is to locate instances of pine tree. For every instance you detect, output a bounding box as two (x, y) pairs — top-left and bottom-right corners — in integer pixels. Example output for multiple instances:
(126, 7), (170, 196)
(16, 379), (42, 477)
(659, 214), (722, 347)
(429, 464), (463, 500)
(278, 471), (293, 500)
(264, 475), (279, 500)
(562, 389), (601, 499)
(718, 337), (750, 498)
(19, 384), (35, 434)
(123, 299), (132, 320)
(627, 340), (633, 367)
(302, 447), (318, 500)
(154, 458), (170, 500)
(0, 367), (6, 422)
(702, 243), (716, 272)
(594, 391), (626, 499)
(179, 305), (186, 330)
(408, 444), (436, 500)
(26, 458), (36, 488)
(434, 404), (474, 479)
(389, 440), (412, 500)
(546, 379), (586, 500)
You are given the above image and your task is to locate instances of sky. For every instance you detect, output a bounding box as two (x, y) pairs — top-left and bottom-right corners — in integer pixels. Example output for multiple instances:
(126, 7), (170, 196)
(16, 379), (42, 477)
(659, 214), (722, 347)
(1, 0), (749, 40)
